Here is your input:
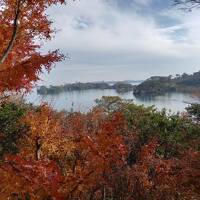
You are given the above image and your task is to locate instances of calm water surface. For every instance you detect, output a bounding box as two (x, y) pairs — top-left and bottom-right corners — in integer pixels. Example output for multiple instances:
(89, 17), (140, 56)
(26, 89), (200, 113)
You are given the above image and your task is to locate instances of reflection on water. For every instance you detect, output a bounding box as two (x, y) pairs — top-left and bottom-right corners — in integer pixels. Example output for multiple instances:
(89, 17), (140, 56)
(25, 89), (200, 113)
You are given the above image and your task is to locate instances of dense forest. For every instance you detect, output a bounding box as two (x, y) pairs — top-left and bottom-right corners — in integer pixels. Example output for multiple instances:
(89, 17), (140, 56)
(134, 71), (200, 96)
(0, 97), (200, 199)
(0, 0), (200, 199)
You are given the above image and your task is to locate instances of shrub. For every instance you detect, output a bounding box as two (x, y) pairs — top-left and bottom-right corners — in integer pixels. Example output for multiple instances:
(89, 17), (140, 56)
(95, 96), (200, 157)
(186, 103), (200, 122)
(0, 103), (26, 157)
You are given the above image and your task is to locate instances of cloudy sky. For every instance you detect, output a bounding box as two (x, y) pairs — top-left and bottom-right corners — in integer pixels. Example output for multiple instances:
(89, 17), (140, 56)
(40, 0), (200, 85)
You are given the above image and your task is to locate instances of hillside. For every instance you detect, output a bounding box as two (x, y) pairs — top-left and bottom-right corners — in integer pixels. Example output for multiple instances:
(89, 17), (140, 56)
(134, 71), (200, 96)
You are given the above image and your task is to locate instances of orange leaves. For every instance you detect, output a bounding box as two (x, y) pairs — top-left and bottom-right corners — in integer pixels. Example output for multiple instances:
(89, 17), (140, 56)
(124, 139), (200, 199)
(13, 106), (128, 199)
(23, 104), (62, 139)
(21, 104), (74, 161)
(61, 111), (128, 198)
(0, 0), (65, 92)
(0, 155), (64, 200)
(0, 49), (64, 92)
(6, 155), (63, 189)
(1, 104), (200, 199)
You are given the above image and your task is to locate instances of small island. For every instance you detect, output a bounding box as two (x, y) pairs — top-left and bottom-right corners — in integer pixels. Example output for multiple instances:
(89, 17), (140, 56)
(37, 71), (200, 97)
(133, 71), (200, 96)
(37, 81), (136, 95)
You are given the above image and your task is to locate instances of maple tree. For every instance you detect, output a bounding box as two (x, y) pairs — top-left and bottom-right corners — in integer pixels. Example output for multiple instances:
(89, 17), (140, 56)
(0, 0), (200, 199)
(0, 0), (66, 92)
(61, 110), (127, 199)
(20, 105), (68, 160)
(0, 155), (63, 200)
(0, 106), (128, 199)
(111, 139), (200, 200)
(0, 102), (200, 199)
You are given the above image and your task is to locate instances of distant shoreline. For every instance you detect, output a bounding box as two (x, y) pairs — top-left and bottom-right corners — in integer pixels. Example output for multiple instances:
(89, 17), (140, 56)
(37, 71), (200, 97)
(37, 81), (142, 95)
(133, 71), (200, 96)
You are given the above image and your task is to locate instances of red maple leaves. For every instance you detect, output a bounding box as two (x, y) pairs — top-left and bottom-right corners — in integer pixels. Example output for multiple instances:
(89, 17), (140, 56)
(0, 155), (63, 199)
(0, 105), (200, 199)
(0, 0), (66, 92)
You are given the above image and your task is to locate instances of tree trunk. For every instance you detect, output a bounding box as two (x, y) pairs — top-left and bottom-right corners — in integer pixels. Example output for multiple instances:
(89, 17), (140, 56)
(0, 0), (22, 67)
(35, 137), (42, 160)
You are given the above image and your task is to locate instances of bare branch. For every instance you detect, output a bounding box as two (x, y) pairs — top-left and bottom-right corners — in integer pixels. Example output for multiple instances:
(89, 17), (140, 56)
(174, 0), (200, 11)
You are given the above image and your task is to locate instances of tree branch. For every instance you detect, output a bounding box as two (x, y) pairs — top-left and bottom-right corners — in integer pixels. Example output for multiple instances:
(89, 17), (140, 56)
(0, 0), (22, 66)
(174, 0), (200, 11)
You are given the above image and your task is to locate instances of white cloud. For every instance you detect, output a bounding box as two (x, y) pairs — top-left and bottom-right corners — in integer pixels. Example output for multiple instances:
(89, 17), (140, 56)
(134, 0), (153, 6)
(40, 0), (200, 84)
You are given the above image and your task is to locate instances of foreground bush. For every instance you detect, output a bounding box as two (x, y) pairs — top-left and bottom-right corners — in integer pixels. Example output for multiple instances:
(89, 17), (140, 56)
(0, 103), (26, 157)
(186, 103), (200, 122)
(96, 96), (200, 157)
(0, 98), (200, 199)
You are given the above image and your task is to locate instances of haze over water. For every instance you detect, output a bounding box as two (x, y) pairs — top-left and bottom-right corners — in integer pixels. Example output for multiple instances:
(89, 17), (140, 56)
(26, 88), (200, 113)
(27, 0), (200, 113)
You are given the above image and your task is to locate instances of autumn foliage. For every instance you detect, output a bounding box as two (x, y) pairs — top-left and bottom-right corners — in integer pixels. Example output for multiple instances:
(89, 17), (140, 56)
(0, 0), (65, 92)
(0, 155), (63, 199)
(0, 0), (200, 199)
(0, 102), (200, 199)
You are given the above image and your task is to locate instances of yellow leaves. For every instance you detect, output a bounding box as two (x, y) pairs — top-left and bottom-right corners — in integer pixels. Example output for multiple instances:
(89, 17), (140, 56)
(1, 102), (200, 199)
(20, 104), (74, 161)
(24, 104), (61, 138)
